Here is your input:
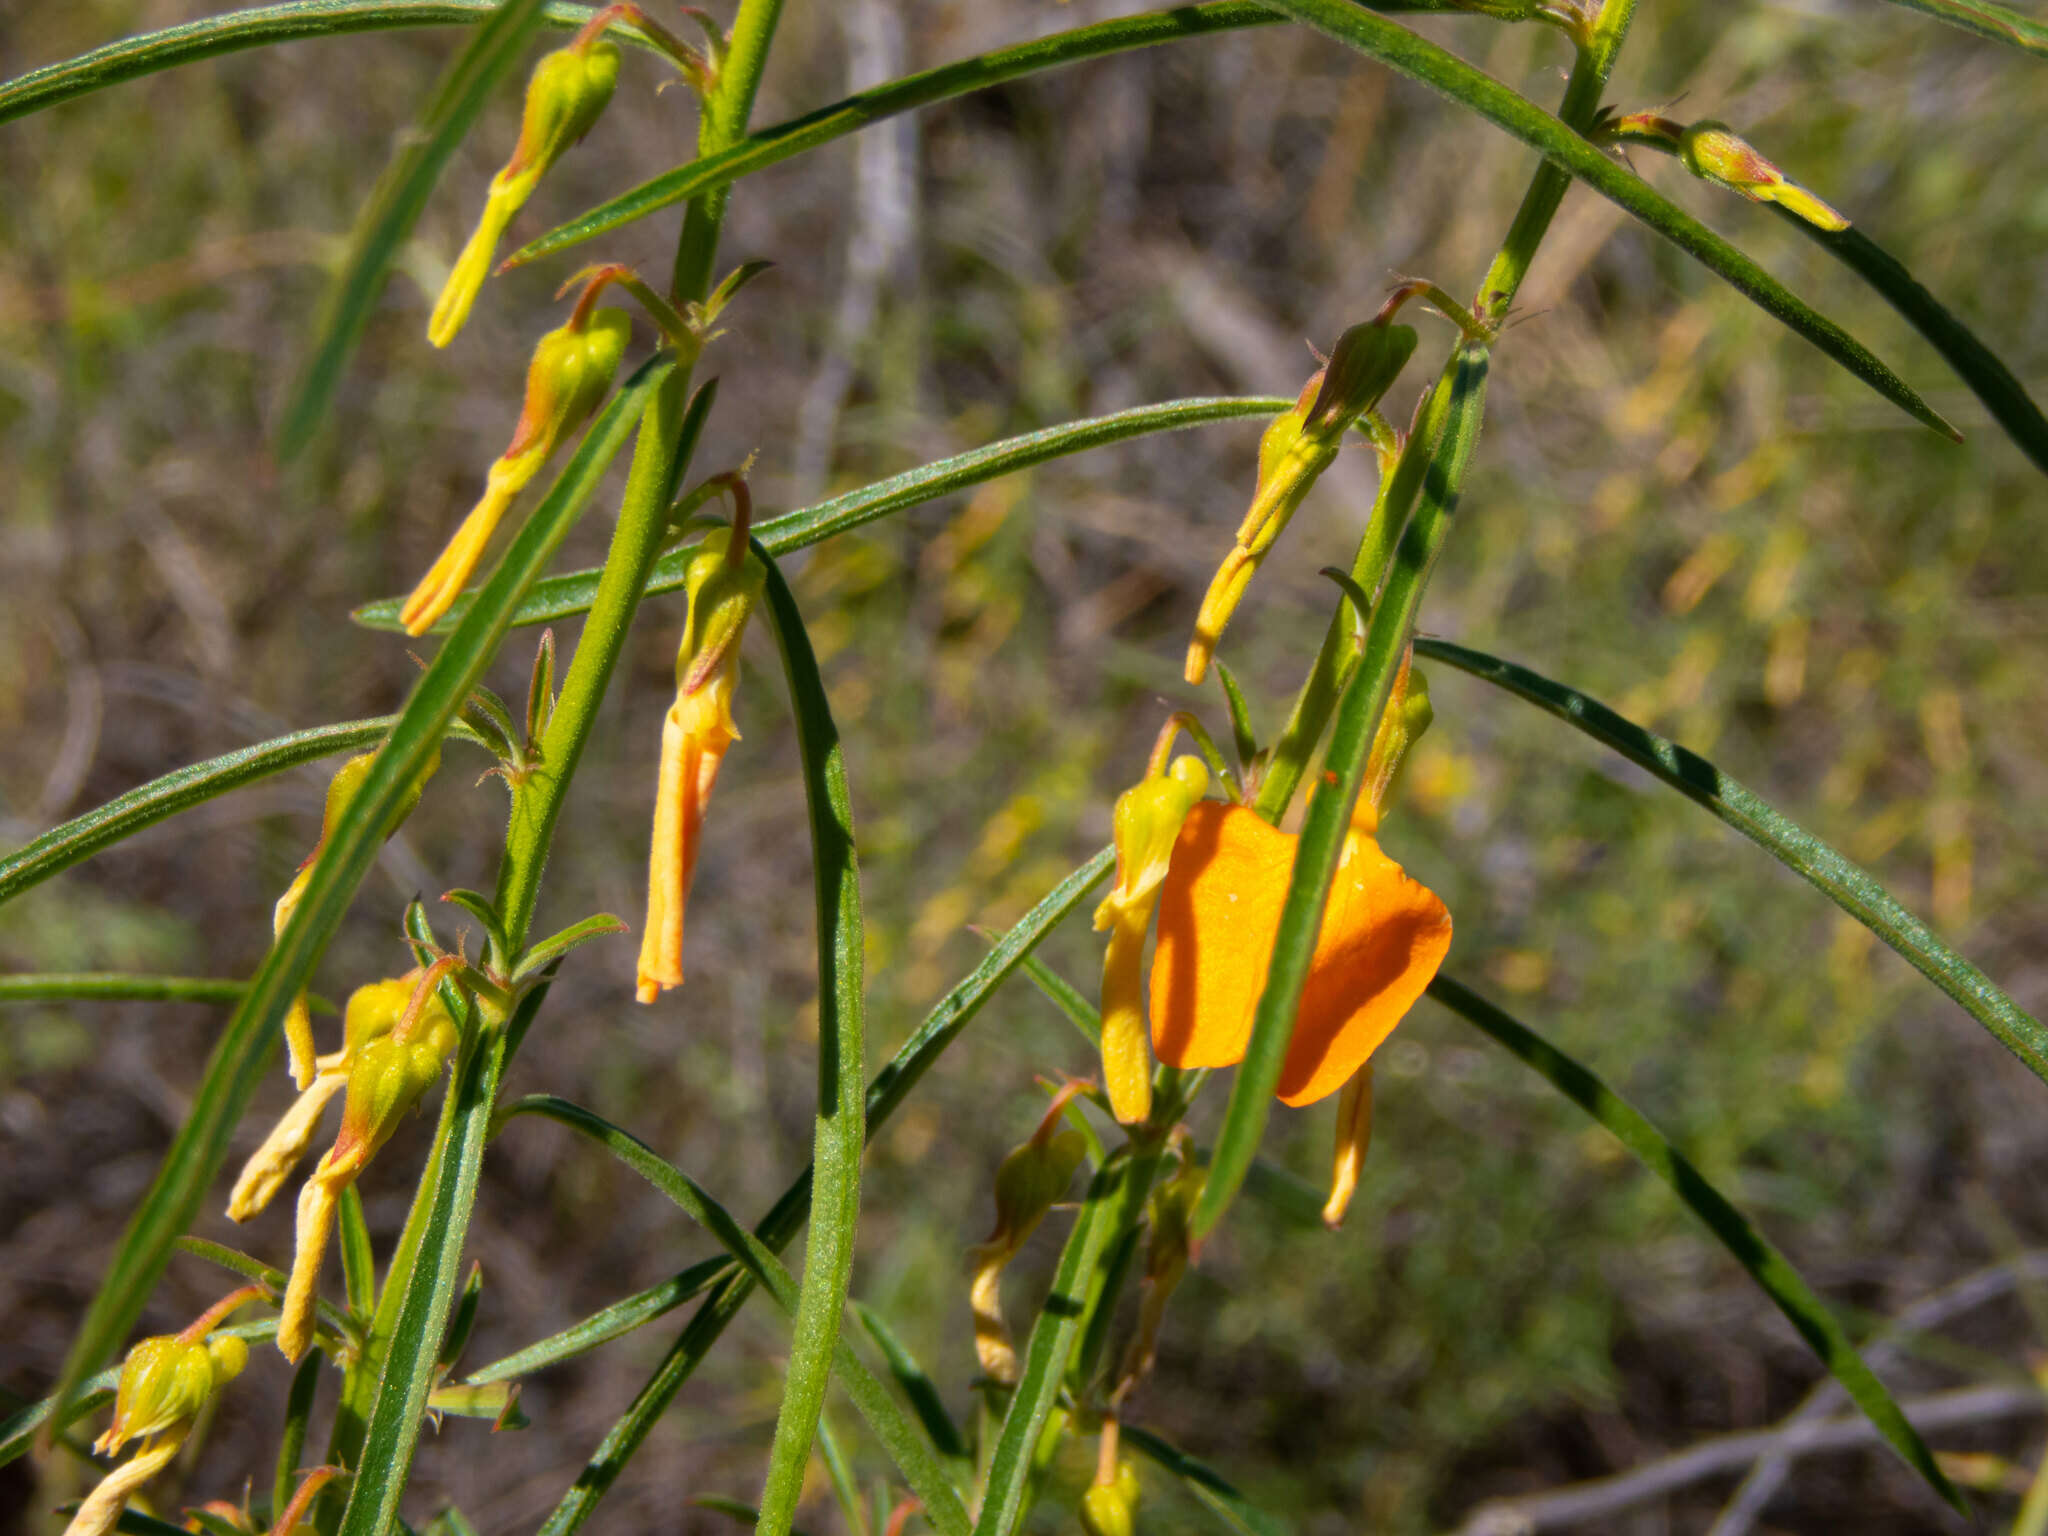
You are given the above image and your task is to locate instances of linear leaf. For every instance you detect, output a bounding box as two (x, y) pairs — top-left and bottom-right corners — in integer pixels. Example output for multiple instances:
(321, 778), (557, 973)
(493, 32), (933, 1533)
(509, 911), (627, 982)
(0, 1), (678, 125)
(352, 395), (1287, 632)
(972, 1159), (1121, 1536)
(1121, 1425), (1293, 1536)
(1193, 343), (1490, 1242)
(44, 354), (667, 1442)
(0, 717), (399, 908)
(753, 551), (870, 1536)
(172, 1236), (355, 1342)
(1427, 974), (1968, 1514)
(277, 0), (549, 458)
(464, 1256), (729, 1382)
(1412, 637), (2048, 1088)
(0, 975), (262, 1007)
(852, 1302), (970, 1463)
(1869, 0), (2048, 56)
(274, 1349), (323, 1520)
(1784, 219), (2048, 473)
(531, 848), (1111, 1536)
(502, 1097), (971, 1536)
(1258, 0), (1957, 439)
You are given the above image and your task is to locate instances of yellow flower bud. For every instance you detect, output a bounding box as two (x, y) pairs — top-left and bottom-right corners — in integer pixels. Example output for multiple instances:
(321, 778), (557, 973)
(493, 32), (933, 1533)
(1679, 121), (1849, 232)
(94, 1337), (216, 1457)
(428, 35), (622, 347)
(1186, 323), (1414, 684)
(403, 304), (632, 635)
(1321, 1063), (1374, 1229)
(1354, 653), (1432, 838)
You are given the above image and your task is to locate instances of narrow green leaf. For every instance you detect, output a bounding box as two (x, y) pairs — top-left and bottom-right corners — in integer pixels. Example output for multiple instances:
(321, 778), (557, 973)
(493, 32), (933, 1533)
(336, 1025), (508, 1536)
(531, 849), (1110, 1536)
(172, 1237), (355, 1342)
(353, 395), (1288, 633)
(46, 354), (668, 1451)
(337, 1183), (373, 1322)
(1427, 973), (1969, 1514)
(1194, 343), (1491, 1243)
(277, 0), (549, 458)
(509, 6), (1288, 264)
(112, 1510), (198, 1536)
(1121, 1426), (1293, 1536)
(501, 1096), (971, 1536)
(0, 1), (680, 126)
(440, 1261), (485, 1372)
(1868, 0), (2048, 56)
(852, 1302), (970, 1463)
(463, 1256), (729, 1382)
(751, 548), (870, 1536)
(274, 1348), (323, 1520)
(1258, 0), (1957, 439)
(441, 889), (514, 971)
(1412, 637), (2048, 1089)
(0, 717), (401, 909)
(0, 975), (262, 1007)
(1215, 660), (1260, 775)
(1785, 219), (2048, 474)
(509, 912), (628, 983)
(1019, 952), (1101, 1046)
(971, 1158), (1122, 1536)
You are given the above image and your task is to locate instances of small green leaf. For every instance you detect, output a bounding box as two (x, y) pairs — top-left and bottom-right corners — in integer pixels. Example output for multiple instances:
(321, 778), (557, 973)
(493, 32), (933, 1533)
(277, 0), (551, 458)
(338, 1185), (377, 1322)
(1214, 660), (1260, 775)
(352, 395), (1288, 633)
(440, 1261), (486, 1372)
(1429, 974), (1969, 1515)
(442, 889), (513, 969)
(509, 911), (628, 983)
(1413, 637), (2048, 1090)
(463, 1256), (728, 1382)
(1019, 952), (1102, 1047)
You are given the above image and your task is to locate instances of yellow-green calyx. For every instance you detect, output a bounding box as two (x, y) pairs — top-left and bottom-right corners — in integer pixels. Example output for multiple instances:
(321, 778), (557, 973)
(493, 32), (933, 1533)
(968, 1090), (1088, 1383)
(428, 34), (622, 348)
(1679, 120), (1849, 231)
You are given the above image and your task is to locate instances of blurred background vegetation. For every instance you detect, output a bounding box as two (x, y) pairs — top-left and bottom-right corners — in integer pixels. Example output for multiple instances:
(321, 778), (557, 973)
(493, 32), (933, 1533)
(3, 0), (2046, 1530)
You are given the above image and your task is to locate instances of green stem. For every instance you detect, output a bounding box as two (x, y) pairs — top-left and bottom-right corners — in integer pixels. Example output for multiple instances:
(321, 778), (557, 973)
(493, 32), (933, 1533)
(1474, 0), (1639, 323)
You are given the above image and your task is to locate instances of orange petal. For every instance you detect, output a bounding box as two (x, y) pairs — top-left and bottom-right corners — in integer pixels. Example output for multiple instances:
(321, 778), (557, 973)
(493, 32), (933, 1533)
(1150, 803), (1294, 1071)
(1148, 802), (1450, 1107)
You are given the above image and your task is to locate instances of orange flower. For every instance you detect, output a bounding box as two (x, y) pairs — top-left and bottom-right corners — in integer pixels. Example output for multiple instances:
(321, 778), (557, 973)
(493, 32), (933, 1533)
(1149, 801), (1450, 1107)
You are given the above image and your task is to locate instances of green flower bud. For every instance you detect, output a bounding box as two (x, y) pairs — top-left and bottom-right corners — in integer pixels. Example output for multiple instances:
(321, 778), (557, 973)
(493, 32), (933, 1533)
(94, 1330), (245, 1457)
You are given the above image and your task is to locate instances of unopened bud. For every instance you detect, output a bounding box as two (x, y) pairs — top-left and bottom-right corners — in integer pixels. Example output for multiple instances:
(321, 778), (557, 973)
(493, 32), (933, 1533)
(1355, 654), (1432, 837)
(1186, 325), (1413, 685)
(327, 1014), (457, 1180)
(94, 1338), (218, 1457)
(968, 1114), (1087, 1382)
(403, 304), (632, 635)
(1679, 121), (1848, 232)
(428, 35), (622, 347)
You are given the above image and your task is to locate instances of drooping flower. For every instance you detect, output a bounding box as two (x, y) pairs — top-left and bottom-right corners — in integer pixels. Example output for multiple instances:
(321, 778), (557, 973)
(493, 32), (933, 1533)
(636, 523), (763, 1004)
(402, 279), (632, 636)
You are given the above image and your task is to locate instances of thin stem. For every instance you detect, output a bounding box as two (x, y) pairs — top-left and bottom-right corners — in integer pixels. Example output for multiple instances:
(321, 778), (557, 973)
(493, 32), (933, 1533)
(1474, 0), (1639, 323)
